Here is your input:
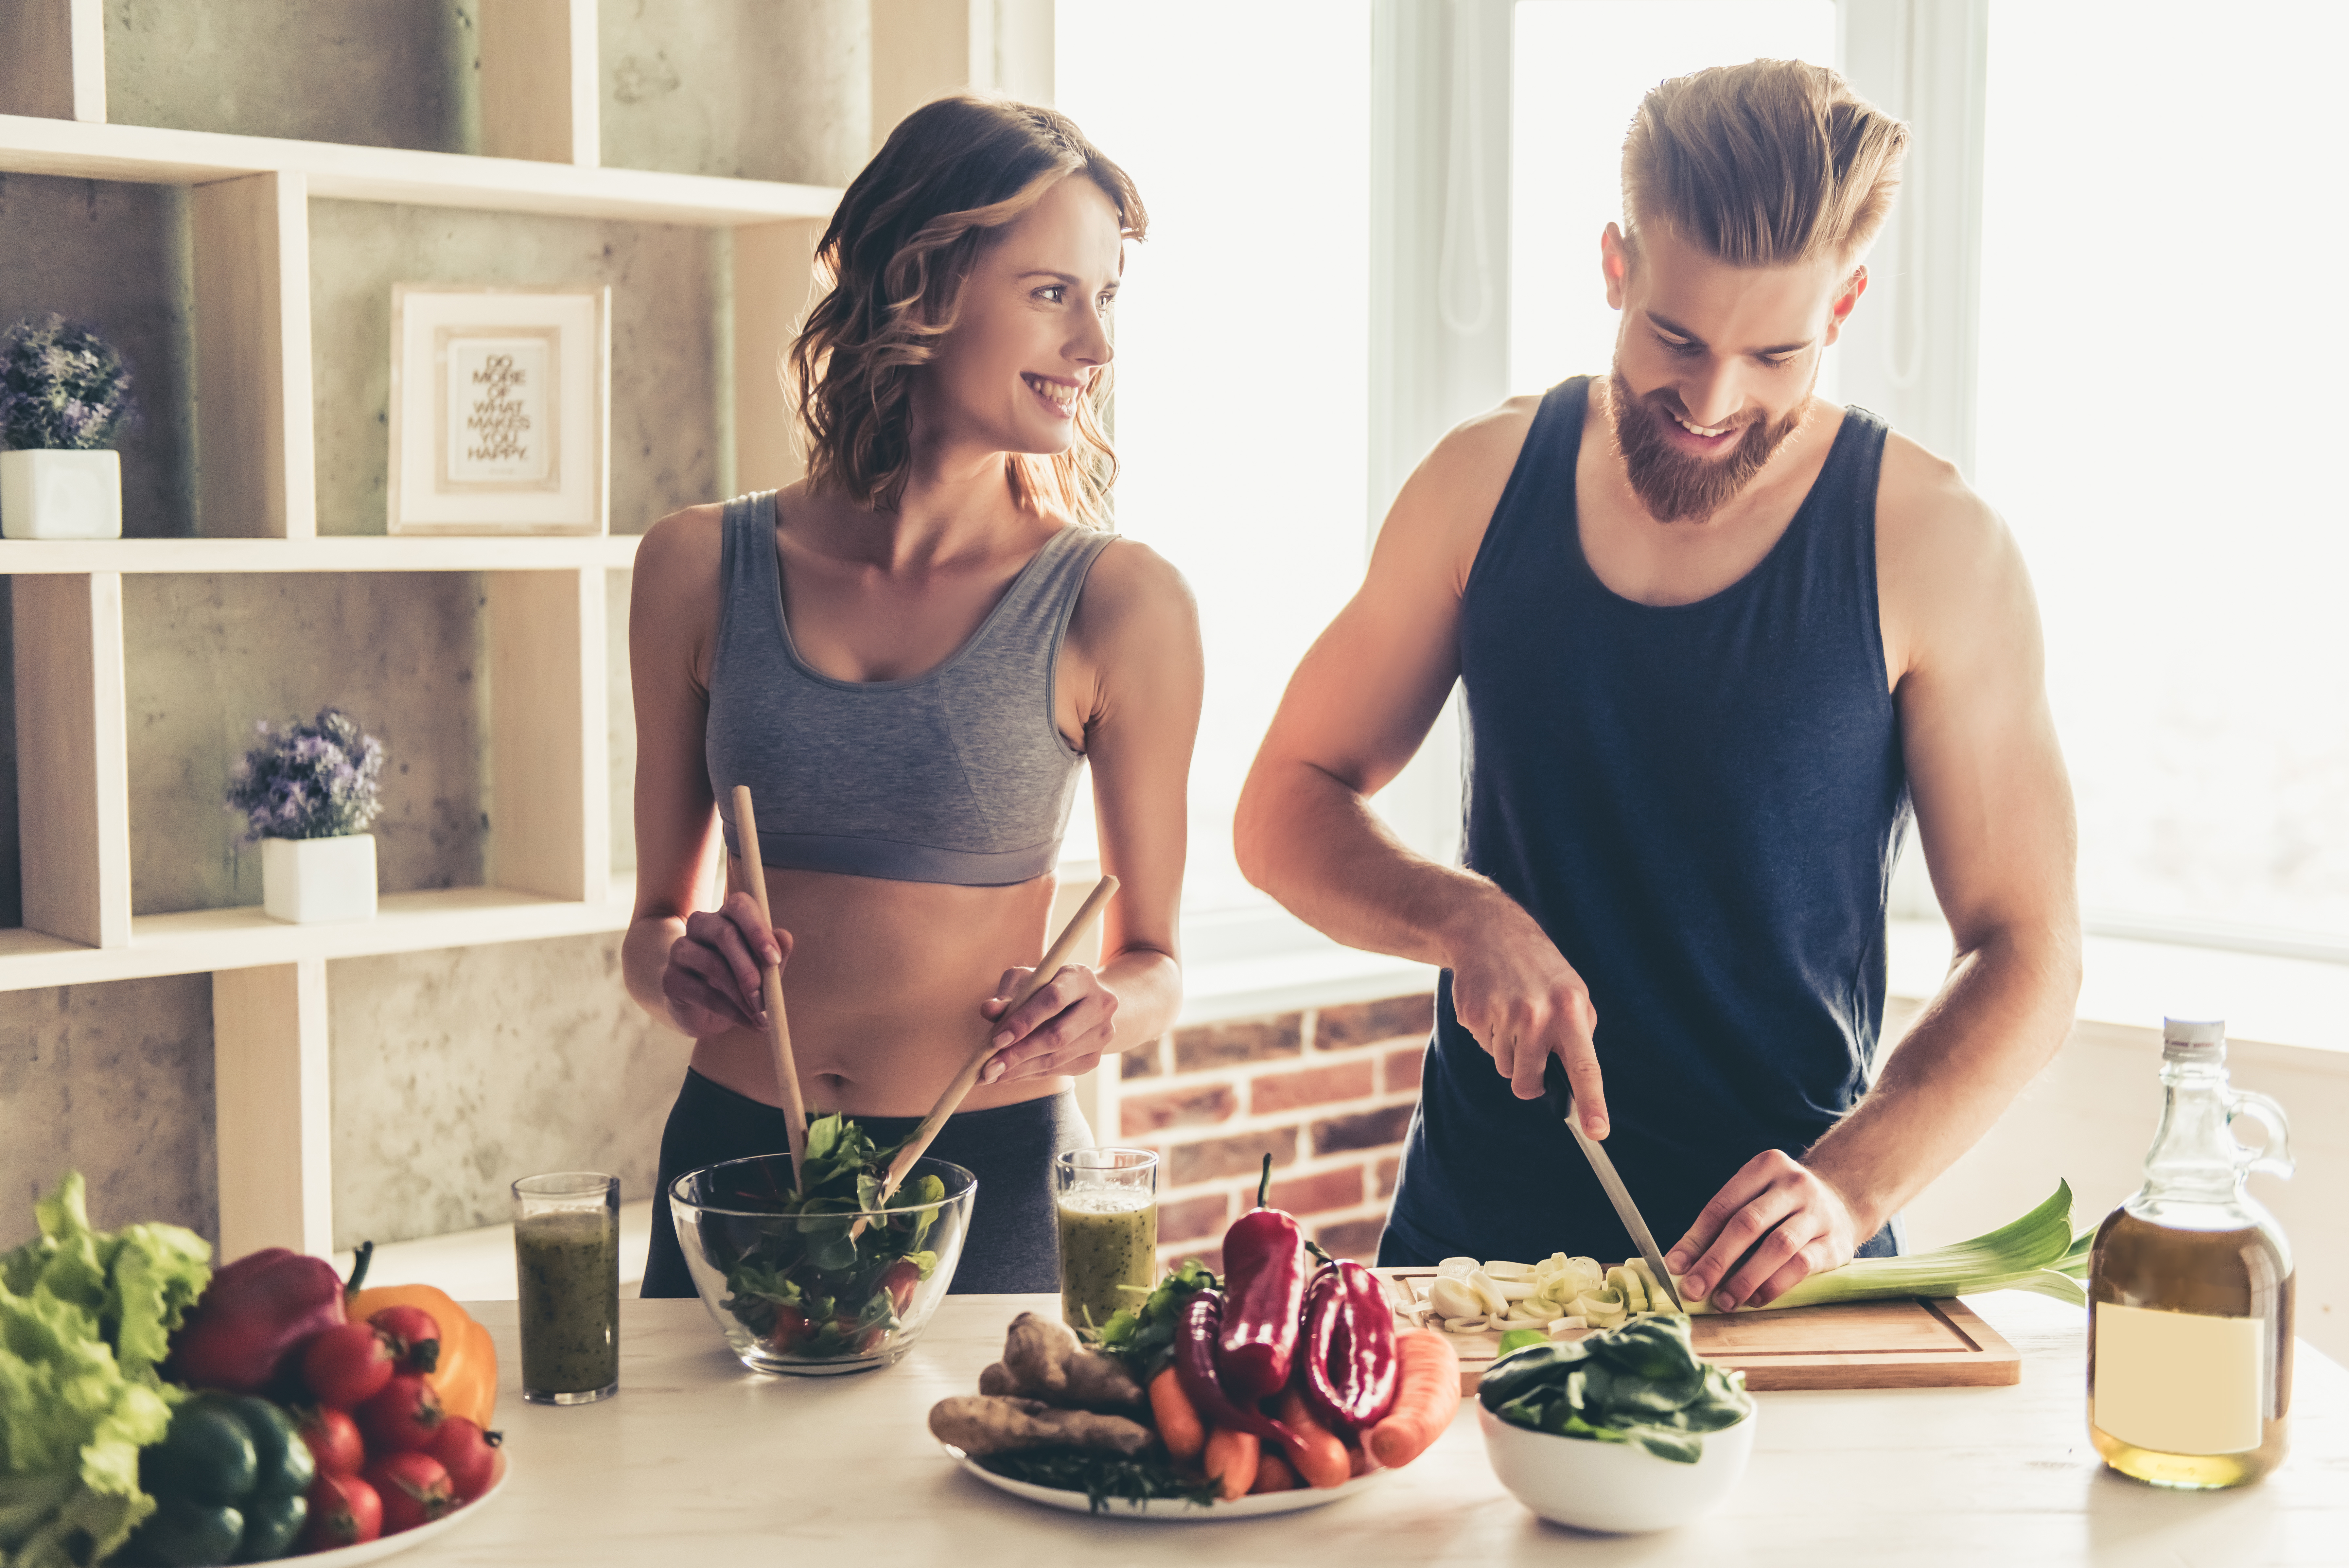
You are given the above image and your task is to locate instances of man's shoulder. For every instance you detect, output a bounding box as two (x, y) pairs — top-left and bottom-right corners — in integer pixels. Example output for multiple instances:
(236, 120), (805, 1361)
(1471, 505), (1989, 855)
(1871, 425), (2007, 574)
(1376, 392), (1557, 580)
(1867, 425), (2034, 677)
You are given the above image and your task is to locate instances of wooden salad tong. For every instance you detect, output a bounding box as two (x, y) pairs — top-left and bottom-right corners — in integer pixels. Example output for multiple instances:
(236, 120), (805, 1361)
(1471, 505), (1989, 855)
(855, 874), (1120, 1231)
(729, 785), (809, 1189)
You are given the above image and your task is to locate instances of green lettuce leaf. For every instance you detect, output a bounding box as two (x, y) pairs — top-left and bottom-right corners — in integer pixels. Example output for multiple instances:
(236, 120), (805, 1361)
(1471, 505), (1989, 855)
(0, 1173), (209, 1566)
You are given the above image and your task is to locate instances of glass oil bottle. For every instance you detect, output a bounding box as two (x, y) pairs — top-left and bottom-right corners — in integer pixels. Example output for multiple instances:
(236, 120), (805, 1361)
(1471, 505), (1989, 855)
(2087, 1017), (2294, 1487)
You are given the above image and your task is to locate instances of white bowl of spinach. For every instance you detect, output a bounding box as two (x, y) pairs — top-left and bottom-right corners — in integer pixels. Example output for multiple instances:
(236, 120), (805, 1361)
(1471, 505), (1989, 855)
(669, 1117), (975, 1375)
(1477, 1315), (1757, 1533)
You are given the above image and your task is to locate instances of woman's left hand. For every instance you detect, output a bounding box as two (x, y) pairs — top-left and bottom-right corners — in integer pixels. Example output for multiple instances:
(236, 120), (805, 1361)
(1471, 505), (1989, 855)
(978, 964), (1120, 1084)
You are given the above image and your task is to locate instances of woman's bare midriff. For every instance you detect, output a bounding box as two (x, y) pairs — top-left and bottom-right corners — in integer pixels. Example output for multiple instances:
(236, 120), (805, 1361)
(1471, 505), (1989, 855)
(685, 859), (1071, 1118)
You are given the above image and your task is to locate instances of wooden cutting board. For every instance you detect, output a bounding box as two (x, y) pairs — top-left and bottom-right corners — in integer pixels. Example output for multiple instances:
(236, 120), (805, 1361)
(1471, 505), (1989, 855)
(1378, 1270), (2024, 1392)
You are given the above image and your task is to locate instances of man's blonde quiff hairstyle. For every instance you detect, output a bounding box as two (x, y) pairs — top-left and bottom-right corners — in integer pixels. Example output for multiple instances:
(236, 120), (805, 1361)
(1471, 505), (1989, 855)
(788, 94), (1145, 526)
(1620, 60), (1909, 270)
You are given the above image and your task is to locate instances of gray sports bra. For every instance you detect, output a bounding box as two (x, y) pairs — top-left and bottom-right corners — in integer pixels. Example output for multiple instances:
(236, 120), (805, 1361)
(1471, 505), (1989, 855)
(704, 491), (1114, 886)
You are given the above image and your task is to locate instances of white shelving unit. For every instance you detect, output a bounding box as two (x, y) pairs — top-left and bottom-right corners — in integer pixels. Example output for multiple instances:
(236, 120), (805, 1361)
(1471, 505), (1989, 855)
(0, 1), (1023, 1262)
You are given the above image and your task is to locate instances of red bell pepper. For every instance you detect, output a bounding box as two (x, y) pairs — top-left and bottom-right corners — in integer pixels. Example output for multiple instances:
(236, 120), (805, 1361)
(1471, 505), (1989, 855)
(1214, 1155), (1305, 1401)
(1298, 1258), (1399, 1433)
(169, 1242), (366, 1396)
(1174, 1289), (1311, 1472)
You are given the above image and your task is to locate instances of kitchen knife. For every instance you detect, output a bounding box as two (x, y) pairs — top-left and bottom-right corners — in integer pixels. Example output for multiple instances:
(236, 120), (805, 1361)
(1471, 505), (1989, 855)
(1542, 1057), (1687, 1312)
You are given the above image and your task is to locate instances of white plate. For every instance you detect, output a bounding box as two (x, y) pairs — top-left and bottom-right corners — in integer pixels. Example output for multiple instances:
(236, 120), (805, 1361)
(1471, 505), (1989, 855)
(296, 1456), (509, 1565)
(944, 1445), (1385, 1519)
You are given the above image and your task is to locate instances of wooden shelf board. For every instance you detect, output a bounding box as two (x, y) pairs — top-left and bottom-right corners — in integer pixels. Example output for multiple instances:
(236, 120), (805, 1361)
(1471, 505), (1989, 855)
(0, 535), (644, 573)
(0, 884), (636, 992)
(0, 114), (840, 226)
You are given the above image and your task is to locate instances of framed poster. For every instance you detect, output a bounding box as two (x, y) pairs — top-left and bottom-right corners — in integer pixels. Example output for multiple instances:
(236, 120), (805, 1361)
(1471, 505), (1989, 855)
(387, 284), (609, 535)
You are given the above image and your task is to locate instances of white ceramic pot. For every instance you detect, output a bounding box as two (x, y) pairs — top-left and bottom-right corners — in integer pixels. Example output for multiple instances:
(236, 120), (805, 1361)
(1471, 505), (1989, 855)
(0, 449), (123, 539)
(261, 834), (377, 924)
(1478, 1399), (1757, 1534)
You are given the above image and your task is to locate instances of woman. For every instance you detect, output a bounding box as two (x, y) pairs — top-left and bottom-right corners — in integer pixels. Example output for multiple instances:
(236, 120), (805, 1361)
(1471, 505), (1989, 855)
(624, 96), (1201, 1296)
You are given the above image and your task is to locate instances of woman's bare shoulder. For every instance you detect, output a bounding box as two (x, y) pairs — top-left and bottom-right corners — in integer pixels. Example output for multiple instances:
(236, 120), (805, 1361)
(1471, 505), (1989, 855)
(629, 503), (733, 665)
(1063, 534), (1203, 704)
(1079, 533), (1194, 614)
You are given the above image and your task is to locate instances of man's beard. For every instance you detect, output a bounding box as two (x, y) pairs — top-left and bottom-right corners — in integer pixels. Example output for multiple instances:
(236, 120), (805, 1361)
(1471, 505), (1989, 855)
(1605, 364), (1811, 524)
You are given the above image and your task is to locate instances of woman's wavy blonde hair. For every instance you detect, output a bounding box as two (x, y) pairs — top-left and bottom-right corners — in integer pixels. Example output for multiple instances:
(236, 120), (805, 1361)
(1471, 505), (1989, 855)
(788, 95), (1147, 525)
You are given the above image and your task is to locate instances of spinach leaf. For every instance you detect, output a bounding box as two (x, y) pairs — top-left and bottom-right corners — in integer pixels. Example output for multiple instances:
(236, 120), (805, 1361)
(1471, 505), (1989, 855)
(1478, 1315), (1752, 1465)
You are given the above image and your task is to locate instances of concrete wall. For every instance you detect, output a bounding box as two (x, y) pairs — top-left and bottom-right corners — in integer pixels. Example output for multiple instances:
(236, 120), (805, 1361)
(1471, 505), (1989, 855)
(124, 574), (489, 915)
(0, 2), (860, 1256)
(600, 0), (871, 188)
(327, 935), (684, 1250)
(104, 1), (480, 155)
(0, 975), (217, 1238)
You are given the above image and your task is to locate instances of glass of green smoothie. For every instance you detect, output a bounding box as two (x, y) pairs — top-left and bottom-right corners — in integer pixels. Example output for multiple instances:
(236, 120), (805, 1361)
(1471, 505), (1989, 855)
(512, 1171), (621, 1405)
(1054, 1148), (1159, 1331)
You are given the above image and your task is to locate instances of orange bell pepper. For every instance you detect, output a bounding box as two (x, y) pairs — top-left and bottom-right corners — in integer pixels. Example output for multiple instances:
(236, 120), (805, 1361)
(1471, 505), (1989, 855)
(347, 1283), (498, 1427)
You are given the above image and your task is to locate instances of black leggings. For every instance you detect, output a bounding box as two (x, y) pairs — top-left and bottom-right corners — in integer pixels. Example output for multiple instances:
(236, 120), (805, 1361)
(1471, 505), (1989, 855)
(641, 1069), (1093, 1298)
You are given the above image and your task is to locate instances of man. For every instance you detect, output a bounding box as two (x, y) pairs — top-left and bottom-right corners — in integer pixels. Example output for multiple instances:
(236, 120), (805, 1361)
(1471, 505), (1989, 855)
(1234, 61), (2080, 1312)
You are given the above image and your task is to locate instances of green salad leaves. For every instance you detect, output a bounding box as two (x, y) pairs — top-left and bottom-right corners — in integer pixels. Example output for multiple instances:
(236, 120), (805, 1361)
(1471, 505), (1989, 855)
(712, 1115), (947, 1361)
(1087, 1258), (1219, 1380)
(1479, 1315), (1753, 1464)
(1, 1173), (211, 1568)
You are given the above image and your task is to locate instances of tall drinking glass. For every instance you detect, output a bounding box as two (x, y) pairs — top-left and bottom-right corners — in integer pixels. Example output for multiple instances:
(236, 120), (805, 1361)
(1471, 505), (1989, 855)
(512, 1172), (620, 1405)
(1055, 1148), (1159, 1330)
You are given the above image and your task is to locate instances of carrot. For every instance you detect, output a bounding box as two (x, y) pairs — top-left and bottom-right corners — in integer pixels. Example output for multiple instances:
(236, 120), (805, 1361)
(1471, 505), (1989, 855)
(1202, 1425), (1260, 1502)
(1366, 1330), (1461, 1470)
(1248, 1451), (1300, 1494)
(1149, 1366), (1206, 1462)
(1275, 1387), (1352, 1489)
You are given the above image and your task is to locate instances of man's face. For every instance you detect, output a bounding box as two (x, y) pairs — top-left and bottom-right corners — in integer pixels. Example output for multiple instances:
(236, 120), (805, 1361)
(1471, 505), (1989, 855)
(1600, 221), (1863, 524)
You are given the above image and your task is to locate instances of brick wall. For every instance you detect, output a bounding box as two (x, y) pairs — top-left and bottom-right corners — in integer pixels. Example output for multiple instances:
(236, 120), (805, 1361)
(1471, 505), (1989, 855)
(1116, 992), (1435, 1274)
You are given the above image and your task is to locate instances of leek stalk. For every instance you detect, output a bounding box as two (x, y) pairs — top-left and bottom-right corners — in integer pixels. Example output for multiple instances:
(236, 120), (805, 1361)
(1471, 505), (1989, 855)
(1679, 1180), (2089, 1313)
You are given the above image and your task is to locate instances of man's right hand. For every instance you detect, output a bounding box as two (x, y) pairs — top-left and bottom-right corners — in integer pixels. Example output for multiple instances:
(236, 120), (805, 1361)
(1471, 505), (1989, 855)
(661, 890), (790, 1039)
(1445, 892), (1608, 1138)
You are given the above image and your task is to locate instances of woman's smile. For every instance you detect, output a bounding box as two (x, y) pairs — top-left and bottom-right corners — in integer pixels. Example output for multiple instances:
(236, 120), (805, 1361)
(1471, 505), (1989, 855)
(1022, 371), (1081, 419)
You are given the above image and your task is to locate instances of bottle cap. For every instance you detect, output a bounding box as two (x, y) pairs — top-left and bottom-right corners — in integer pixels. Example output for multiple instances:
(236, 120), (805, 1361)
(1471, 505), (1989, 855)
(2162, 1017), (2227, 1055)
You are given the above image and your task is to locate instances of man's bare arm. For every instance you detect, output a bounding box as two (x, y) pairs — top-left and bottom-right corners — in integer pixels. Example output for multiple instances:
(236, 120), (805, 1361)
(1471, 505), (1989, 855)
(1235, 400), (1614, 1136)
(1671, 438), (2082, 1308)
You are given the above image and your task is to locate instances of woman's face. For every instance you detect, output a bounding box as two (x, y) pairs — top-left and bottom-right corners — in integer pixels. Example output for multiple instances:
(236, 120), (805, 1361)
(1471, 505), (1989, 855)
(920, 174), (1123, 462)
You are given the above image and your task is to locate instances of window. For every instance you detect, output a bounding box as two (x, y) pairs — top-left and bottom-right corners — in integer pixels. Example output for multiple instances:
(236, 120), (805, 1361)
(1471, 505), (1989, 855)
(1510, 1), (1839, 396)
(1977, 0), (2349, 948)
(1056, 2), (1374, 914)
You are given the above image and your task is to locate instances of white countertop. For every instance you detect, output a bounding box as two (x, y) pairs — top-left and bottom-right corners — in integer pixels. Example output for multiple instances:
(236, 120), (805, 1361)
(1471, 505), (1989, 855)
(409, 1292), (2346, 1567)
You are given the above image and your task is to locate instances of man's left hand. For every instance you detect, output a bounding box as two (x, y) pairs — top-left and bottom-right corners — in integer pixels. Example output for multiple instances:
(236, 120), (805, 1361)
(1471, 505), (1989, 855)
(1665, 1152), (1864, 1311)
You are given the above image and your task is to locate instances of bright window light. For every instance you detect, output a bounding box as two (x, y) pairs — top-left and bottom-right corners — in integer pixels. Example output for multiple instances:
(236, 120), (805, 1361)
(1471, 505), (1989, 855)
(1978, 1), (2349, 944)
(1057, 3), (1373, 912)
(1510, 1), (1838, 395)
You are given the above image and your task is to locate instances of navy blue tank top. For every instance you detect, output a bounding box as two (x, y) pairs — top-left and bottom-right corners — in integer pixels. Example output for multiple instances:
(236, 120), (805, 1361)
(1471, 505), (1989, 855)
(1385, 377), (1909, 1266)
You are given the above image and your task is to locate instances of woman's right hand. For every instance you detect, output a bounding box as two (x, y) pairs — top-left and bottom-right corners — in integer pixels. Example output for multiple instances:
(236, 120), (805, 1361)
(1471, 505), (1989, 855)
(662, 890), (790, 1038)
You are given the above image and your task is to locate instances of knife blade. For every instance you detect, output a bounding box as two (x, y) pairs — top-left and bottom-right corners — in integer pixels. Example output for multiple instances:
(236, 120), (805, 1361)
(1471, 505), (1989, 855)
(1542, 1057), (1687, 1313)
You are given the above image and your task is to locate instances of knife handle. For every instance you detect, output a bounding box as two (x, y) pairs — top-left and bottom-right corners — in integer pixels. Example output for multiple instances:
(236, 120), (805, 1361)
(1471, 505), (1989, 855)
(1542, 1054), (1576, 1124)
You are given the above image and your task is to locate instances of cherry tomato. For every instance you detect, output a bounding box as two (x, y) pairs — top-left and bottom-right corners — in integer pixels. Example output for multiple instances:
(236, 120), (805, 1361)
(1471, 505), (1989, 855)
(297, 1403), (365, 1477)
(362, 1452), (454, 1534)
(368, 1304), (443, 1375)
(424, 1417), (501, 1502)
(357, 1373), (445, 1453)
(766, 1305), (813, 1351)
(831, 1317), (886, 1356)
(300, 1471), (382, 1551)
(878, 1259), (921, 1316)
(302, 1321), (397, 1410)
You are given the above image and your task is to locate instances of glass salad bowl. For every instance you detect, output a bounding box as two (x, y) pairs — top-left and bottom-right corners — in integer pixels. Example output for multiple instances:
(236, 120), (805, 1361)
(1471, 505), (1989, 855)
(670, 1153), (975, 1375)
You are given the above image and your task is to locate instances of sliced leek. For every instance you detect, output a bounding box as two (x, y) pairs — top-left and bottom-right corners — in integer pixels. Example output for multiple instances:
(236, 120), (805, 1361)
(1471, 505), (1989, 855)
(1679, 1181), (2087, 1314)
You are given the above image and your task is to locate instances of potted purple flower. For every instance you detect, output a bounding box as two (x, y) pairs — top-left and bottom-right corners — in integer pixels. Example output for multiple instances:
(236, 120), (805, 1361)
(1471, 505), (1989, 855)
(224, 708), (388, 924)
(0, 314), (138, 540)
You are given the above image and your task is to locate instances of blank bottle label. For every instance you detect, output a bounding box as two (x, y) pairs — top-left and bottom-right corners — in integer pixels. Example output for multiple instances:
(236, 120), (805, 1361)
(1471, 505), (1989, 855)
(2094, 1301), (2261, 1455)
